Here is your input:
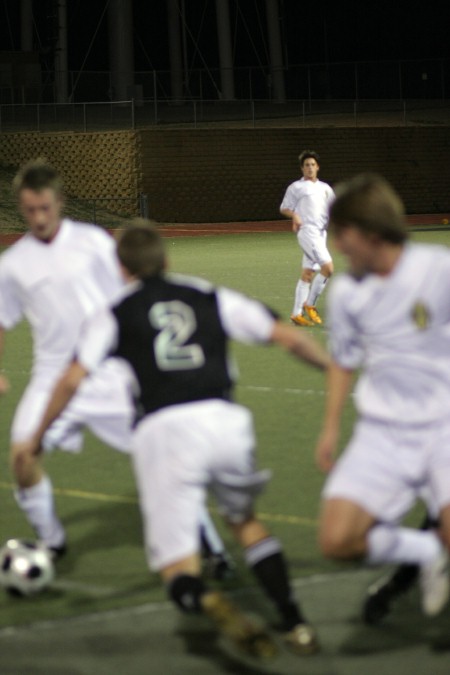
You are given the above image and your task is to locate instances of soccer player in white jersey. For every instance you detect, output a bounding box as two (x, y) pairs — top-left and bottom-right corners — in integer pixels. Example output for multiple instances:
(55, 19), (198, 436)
(315, 173), (450, 619)
(0, 160), (230, 574)
(16, 221), (331, 658)
(280, 150), (335, 327)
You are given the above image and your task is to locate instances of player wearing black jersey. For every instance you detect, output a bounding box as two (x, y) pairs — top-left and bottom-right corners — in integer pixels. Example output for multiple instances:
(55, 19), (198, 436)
(17, 220), (330, 659)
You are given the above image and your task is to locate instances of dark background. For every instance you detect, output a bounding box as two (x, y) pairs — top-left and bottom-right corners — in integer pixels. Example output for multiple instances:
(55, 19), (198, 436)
(1, 0), (449, 73)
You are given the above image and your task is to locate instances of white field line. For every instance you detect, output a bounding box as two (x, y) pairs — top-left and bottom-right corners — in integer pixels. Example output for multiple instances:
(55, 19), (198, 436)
(0, 369), (326, 398)
(0, 569), (371, 638)
(241, 384), (325, 396)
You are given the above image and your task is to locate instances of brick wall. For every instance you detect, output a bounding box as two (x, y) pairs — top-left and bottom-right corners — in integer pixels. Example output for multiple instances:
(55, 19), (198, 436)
(1, 127), (449, 223)
(137, 127), (450, 221)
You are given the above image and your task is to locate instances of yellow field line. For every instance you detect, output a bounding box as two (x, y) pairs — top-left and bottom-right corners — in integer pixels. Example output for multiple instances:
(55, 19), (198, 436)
(0, 481), (318, 528)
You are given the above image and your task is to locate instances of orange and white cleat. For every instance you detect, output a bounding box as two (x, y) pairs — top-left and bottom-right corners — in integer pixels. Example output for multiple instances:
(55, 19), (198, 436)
(304, 305), (322, 325)
(290, 313), (314, 327)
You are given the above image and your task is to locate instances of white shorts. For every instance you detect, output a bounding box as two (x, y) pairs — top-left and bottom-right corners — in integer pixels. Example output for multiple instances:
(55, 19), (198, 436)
(323, 417), (450, 523)
(131, 399), (271, 571)
(11, 358), (134, 454)
(297, 226), (332, 270)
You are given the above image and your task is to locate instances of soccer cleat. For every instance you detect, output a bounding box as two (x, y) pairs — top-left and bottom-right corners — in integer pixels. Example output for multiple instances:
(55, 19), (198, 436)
(304, 305), (322, 324)
(48, 542), (67, 562)
(420, 548), (449, 616)
(363, 565), (419, 624)
(202, 552), (237, 581)
(283, 622), (319, 655)
(290, 313), (314, 327)
(201, 591), (278, 659)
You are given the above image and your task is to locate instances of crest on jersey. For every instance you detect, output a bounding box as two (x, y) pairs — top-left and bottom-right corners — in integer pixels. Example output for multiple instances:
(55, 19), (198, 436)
(411, 302), (430, 330)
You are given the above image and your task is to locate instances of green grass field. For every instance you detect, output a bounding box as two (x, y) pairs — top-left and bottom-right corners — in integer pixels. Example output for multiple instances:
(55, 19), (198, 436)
(1, 230), (450, 674)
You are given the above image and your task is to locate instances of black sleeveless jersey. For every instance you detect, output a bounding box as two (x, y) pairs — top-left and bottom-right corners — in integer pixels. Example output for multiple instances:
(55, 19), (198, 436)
(111, 274), (233, 415)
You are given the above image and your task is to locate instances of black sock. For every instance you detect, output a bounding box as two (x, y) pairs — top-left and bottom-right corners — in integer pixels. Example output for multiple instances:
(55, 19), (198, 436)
(168, 574), (208, 613)
(246, 537), (304, 630)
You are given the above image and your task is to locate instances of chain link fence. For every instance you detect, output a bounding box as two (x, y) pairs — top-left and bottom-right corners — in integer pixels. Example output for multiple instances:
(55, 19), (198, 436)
(1, 97), (449, 133)
(1, 58), (449, 132)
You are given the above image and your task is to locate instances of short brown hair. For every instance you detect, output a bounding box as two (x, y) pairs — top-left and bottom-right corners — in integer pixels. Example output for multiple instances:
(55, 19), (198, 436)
(116, 219), (165, 278)
(298, 150), (320, 166)
(329, 173), (408, 244)
(12, 158), (64, 200)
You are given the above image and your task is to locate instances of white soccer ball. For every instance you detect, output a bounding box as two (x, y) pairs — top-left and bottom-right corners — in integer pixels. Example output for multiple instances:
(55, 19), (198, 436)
(0, 539), (55, 596)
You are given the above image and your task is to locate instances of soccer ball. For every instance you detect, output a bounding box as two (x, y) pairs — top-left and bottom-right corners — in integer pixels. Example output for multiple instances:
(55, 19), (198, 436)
(0, 539), (55, 597)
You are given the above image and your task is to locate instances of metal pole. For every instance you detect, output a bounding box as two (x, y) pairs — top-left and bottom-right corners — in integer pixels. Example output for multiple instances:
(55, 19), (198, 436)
(20, 0), (33, 51)
(167, 0), (184, 101)
(181, 0), (189, 96)
(108, 0), (135, 100)
(307, 66), (311, 111)
(153, 70), (158, 124)
(264, 0), (286, 102)
(55, 0), (69, 103)
(215, 0), (235, 100)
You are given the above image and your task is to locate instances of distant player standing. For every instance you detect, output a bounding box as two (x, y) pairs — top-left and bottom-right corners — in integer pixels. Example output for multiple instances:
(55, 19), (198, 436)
(0, 160), (230, 574)
(17, 221), (331, 657)
(315, 173), (450, 619)
(280, 150), (335, 326)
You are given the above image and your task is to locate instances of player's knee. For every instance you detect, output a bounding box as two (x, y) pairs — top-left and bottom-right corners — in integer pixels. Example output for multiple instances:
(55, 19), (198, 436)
(321, 263), (334, 278)
(319, 527), (360, 560)
(10, 445), (39, 482)
(167, 574), (207, 613)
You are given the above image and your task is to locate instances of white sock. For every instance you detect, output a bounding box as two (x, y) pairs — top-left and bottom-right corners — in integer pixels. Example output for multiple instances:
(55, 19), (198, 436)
(199, 508), (225, 555)
(14, 475), (66, 548)
(366, 524), (441, 566)
(306, 273), (328, 307)
(293, 280), (310, 316)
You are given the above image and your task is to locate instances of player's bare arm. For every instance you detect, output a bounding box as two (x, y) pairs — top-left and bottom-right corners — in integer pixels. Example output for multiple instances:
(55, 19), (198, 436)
(0, 327), (10, 395)
(315, 362), (354, 472)
(270, 321), (331, 370)
(14, 360), (89, 461)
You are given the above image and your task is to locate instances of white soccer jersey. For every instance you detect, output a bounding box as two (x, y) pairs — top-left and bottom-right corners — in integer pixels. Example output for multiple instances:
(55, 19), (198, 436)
(327, 243), (450, 424)
(280, 178), (335, 231)
(0, 219), (123, 379)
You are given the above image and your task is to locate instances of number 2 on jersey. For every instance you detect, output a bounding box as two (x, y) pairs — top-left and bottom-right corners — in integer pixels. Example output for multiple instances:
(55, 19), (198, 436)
(149, 300), (206, 371)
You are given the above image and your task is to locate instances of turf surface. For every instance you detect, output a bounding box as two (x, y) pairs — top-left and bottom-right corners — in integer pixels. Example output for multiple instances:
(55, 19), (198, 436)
(0, 229), (449, 673)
